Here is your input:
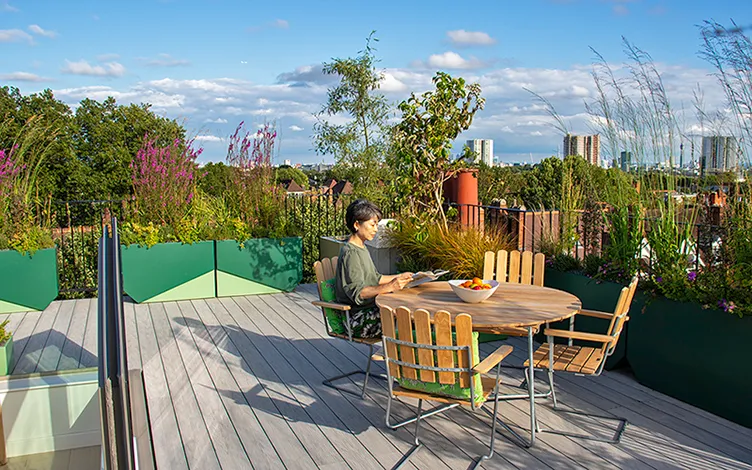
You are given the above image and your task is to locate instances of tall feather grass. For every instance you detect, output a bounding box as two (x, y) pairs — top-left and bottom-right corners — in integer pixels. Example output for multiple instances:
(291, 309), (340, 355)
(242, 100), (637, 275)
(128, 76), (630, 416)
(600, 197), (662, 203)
(386, 218), (513, 279)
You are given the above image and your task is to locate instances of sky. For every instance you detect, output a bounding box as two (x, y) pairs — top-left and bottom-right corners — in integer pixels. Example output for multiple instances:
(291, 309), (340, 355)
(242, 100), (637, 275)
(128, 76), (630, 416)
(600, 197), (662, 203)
(0, 0), (749, 165)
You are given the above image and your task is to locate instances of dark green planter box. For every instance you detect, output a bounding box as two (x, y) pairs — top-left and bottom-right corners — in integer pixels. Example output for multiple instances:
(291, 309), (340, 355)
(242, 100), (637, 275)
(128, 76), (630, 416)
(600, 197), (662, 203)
(541, 269), (637, 370)
(216, 237), (302, 297)
(0, 248), (58, 313)
(121, 241), (216, 303)
(0, 336), (12, 376)
(628, 297), (752, 428)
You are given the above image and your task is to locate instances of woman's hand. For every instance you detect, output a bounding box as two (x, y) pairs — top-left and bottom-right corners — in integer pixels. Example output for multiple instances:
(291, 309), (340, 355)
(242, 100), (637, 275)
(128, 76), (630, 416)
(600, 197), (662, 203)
(389, 275), (411, 292)
(399, 272), (414, 281)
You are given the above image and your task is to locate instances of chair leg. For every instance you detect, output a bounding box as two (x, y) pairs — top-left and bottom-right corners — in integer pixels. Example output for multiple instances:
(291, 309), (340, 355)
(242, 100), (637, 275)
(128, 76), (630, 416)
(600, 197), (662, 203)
(470, 380), (502, 469)
(322, 344), (385, 398)
(386, 398), (459, 430)
(537, 367), (628, 443)
(392, 400), (424, 469)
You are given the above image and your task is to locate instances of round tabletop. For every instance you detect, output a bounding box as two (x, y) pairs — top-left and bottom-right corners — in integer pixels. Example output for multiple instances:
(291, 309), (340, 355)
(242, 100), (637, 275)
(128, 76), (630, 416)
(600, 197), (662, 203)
(375, 281), (581, 331)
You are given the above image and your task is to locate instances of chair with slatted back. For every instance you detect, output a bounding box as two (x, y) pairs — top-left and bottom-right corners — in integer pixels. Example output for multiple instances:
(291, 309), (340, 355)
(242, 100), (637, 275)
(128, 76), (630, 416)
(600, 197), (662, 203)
(524, 275), (639, 443)
(380, 306), (513, 469)
(482, 250), (546, 338)
(312, 257), (383, 399)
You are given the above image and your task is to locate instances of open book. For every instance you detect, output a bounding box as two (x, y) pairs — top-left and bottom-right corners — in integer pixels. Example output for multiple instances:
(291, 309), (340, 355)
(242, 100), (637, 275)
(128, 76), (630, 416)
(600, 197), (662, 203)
(405, 270), (450, 289)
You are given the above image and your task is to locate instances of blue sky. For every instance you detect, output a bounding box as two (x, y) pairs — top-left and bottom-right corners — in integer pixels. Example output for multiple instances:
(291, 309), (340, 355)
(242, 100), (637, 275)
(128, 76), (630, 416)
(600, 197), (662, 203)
(0, 0), (748, 164)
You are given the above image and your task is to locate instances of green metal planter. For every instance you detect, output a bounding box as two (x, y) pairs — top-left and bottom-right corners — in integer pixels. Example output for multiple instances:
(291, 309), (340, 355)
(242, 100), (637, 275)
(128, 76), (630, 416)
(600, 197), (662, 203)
(216, 237), (303, 297)
(541, 269), (637, 370)
(121, 241), (216, 303)
(0, 248), (58, 313)
(628, 297), (752, 429)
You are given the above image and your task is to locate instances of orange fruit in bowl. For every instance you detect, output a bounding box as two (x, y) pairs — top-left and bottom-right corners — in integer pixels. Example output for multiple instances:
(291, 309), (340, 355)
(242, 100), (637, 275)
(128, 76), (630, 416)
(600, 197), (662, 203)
(472, 277), (483, 285)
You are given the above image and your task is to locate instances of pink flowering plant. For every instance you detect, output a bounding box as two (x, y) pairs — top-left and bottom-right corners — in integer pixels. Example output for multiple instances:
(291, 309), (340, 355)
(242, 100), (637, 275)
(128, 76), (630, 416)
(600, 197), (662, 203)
(224, 121), (291, 239)
(121, 135), (204, 246)
(0, 116), (55, 254)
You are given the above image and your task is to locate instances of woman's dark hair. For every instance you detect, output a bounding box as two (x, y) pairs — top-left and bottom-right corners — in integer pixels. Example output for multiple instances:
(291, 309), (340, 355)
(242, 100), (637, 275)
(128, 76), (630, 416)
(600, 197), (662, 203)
(345, 199), (382, 233)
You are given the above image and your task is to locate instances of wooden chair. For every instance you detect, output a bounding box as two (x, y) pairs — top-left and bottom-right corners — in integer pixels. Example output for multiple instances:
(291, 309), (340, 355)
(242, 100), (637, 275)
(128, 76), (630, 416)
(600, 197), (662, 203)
(312, 257), (383, 399)
(483, 249), (546, 337)
(380, 306), (513, 469)
(525, 275), (639, 443)
(483, 249), (546, 286)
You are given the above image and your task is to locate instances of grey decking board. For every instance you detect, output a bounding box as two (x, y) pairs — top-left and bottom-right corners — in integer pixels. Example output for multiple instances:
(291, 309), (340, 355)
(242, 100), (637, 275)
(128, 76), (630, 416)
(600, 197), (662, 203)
(262, 293), (530, 470)
(124, 300), (142, 370)
(67, 445), (102, 470)
(217, 296), (354, 469)
(148, 302), (222, 470)
(197, 297), (318, 470)
(166, 300), (252, 470)
(79, 297), (99, 368)
(36, 299), (76, 372)
(183, 299), (286, 470)
(134, 301), (190, 470)
(249, 294), (439, 470)
(207, 296), (332, 470)
(13, 301), (60, 374)
(57, 299), (93, 371)
(498, 338), (752, 470)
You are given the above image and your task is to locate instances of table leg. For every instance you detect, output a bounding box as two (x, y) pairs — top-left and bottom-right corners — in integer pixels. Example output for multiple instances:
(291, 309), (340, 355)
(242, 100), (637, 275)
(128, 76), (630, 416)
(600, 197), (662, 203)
(485, 326), (540, 448)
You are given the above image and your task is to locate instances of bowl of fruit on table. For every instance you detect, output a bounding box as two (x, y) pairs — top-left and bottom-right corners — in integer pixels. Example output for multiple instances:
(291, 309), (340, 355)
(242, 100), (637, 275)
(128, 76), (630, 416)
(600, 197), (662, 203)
(448, 278), (500, 303)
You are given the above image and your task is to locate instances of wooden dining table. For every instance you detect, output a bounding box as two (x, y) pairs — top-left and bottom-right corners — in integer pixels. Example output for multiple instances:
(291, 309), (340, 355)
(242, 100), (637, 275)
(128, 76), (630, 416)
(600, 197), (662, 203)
(376, 281), (582, 448)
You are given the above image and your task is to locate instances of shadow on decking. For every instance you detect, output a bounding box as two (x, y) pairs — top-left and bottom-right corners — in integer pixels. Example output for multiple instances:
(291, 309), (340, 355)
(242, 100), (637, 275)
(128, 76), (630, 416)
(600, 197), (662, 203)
(173, 314), (384, 435)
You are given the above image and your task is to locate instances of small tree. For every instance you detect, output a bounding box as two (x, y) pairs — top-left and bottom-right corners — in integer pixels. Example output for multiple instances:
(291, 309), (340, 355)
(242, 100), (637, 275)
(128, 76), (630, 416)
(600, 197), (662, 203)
(390, 72), (485, 229)
(313, 31), (392, 203)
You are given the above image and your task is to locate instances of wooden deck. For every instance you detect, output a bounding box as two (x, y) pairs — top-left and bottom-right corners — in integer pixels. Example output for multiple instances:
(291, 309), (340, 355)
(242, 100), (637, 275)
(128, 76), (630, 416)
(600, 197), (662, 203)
(11, 289), (752, 469)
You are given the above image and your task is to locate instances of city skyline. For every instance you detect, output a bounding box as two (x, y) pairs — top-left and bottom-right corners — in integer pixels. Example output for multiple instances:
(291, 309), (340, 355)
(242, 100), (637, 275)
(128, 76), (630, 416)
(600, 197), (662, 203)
(0, 0), (748, 165)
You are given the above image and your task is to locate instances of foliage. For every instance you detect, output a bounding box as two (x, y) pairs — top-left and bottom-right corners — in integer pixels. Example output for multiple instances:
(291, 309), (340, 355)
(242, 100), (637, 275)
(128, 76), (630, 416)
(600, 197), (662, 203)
(390, 72), (485, 228)
(0, 116), (57, 254)
(276, 165), (308, 189)
(198, 162), (234, 198)
(130, 136), (200, 230)
(225, 121), (292, 239)
(56, 227), (101, 299)
(313, 32), (393, 205)
(386, 217), (512, 279)
(0, 319), (10, 345)
(476, 163), (528, 206)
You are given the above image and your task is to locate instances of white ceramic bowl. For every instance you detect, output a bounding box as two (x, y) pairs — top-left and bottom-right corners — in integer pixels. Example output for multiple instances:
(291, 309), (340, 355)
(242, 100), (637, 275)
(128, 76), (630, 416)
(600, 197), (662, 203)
(448, 279), (500, 303)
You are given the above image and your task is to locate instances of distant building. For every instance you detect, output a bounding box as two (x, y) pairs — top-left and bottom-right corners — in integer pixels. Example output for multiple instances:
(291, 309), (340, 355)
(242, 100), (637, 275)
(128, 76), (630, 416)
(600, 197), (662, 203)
(283, 159), (292, 166)
(620, 151), (632, 172)
(564, 134), (600, 166)
(701, 136), (739, 174)
(466, 139), (494, 166)
(282, 179), (305, 196)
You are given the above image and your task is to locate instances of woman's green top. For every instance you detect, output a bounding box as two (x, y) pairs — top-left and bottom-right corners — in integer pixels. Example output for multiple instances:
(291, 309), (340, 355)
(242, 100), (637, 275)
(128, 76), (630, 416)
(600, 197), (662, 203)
(335, 241), (382, 312)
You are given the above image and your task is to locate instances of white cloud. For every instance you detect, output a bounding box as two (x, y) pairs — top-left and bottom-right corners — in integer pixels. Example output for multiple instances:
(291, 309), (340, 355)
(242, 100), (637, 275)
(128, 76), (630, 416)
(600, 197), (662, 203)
(96, 53), (120, 62)
(48, 60), (726, 165)
(274, 19), (289, 29)
(447, 30), (496, 46)
(142, 53), (190, 67)
(28, 24), (57, 38)
(0, 28), (31, 43)
(61, 59), (126, 77)
(424, 51), (488, 70)
(1, 2), (18, 12)
(194, 134), (223, 142)
(0, 71), (49, 82)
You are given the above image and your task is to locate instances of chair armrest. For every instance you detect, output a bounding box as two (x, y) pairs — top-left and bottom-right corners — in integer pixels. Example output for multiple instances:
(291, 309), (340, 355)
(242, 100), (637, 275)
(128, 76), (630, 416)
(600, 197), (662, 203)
(543, 328), (614, 345)
(312, 301), (351, 311)
(473, 345), (513, 375)
(578, 309), (614, 320)
(371, 353), (385, 362)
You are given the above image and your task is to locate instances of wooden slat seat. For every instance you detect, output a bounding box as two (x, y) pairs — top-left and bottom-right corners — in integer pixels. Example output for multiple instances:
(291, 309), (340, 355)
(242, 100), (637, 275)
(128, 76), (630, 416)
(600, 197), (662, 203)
(528, 343), (604, 375)
(391, 376), (502, 406)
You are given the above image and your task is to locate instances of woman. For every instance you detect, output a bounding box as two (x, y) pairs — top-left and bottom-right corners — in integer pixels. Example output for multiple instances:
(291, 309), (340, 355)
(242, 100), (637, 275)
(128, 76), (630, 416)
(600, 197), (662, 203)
(336, 199), (413, 338)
